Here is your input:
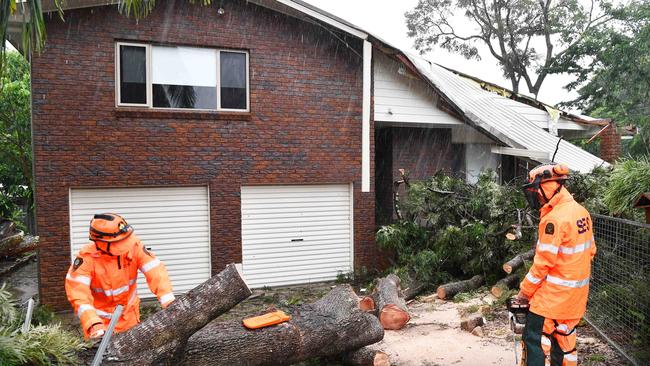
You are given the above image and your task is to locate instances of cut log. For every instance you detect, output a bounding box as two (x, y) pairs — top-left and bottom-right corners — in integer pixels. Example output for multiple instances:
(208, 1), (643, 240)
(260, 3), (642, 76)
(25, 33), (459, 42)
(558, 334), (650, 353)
(503, 249), (535, 274)
(373, 274), (410, 330)
(342, 346), (390, 366)
(490, 273), (521, 298)
(436, 275), (483, 300)
(460, 314), (484, 332)
(0, 230), (24, 257)
(176, 285), (385, 366)
(359, 296), (375, 312)
(83, 263), (252, 365)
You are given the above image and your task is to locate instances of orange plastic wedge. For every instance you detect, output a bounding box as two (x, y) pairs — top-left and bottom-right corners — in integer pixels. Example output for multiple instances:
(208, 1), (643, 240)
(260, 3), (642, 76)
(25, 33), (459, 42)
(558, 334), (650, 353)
(243, 310), (292, 329)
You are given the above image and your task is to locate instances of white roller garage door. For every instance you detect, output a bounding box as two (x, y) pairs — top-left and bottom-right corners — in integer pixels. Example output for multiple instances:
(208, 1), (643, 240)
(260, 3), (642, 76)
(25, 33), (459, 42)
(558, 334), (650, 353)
(241, 184), (353, 288)
(69, 186), (211, 298)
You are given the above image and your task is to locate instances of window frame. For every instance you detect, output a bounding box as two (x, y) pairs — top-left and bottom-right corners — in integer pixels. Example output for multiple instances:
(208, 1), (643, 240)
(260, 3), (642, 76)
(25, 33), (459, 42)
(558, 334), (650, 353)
(115, 42), (152, 108)
(217, 50), (250, 113)
(115, 42), (250, 113)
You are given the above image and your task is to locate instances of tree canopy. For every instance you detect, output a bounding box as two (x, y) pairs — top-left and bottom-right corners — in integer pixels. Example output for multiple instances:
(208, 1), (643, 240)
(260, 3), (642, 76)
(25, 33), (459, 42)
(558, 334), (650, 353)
(0, 51), (31, 221)
(405, 0), (622, 97)
(561, 1), (650, 156)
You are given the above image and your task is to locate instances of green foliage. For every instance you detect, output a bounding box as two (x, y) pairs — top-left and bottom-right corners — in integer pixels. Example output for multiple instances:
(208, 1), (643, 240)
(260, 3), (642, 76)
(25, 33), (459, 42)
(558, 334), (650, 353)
(377, 171), (533, 288)
(603, 157), (650, 218)
(0, 51), (32, 226)
(561, 1), (650, 157)
(565, 167), (610, 215)
(0, 284), (87, 366)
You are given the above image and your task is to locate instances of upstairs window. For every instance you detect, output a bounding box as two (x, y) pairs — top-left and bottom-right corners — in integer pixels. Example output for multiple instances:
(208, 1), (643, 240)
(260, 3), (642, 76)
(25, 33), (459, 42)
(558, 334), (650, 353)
(116, 43), (249, 112)
(118, 44), (148, 105)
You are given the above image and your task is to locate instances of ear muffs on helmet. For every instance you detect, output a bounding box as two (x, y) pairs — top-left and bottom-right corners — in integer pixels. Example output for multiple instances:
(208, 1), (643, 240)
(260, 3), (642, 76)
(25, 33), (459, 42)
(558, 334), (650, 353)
(89, 213), (133, 247)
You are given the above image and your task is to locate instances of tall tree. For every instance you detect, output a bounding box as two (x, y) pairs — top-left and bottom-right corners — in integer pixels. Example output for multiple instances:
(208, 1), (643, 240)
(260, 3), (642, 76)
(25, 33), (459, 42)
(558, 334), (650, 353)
(561, 2), (650, 157)
(0, 51), (32, 222)
(405, 0), (621, 97)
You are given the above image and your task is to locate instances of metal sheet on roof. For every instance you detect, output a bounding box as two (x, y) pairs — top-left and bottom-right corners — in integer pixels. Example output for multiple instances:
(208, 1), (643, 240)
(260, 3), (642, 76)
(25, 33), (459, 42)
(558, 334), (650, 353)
(405, 54), (609, 173)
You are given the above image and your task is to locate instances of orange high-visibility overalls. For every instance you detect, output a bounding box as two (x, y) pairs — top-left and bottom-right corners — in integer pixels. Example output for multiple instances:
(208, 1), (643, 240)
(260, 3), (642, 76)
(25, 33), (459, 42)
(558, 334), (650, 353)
(65, 234), (174, 338)
(520, 187), (596, 365)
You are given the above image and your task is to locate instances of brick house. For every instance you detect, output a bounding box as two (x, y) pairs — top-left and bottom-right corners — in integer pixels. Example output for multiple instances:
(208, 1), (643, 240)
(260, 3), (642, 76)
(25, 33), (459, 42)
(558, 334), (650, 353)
(9, 0), (610, 310)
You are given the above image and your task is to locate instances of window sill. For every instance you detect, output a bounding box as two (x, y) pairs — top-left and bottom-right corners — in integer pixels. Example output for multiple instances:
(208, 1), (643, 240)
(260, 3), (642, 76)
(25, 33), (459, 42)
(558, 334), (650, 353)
(114, 108), (251, 121)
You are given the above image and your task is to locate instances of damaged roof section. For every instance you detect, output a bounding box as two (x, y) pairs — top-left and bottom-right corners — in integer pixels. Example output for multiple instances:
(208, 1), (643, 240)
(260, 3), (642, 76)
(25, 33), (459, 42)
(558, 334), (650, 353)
(404, 55), (609, 173)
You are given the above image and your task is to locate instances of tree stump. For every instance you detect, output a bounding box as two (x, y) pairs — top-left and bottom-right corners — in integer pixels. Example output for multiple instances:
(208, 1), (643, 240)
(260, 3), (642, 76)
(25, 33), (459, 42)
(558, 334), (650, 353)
(503, 249), (535, 274)
(436, 275), (483, 300)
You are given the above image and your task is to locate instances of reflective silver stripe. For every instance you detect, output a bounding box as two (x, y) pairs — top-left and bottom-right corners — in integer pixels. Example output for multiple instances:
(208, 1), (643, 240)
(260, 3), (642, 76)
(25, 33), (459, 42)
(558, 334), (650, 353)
(564, 353), (578, 362)
(66, 273), (91, 286)
(92, 278), (137, 297)
(537, 241), (558, 254)
(77, 304), (94, 318)
(541, 336), (552, 346)
(140, 259), (161, 273)
(96, 309), (113, 319)
(546, 275), (590, 288)
(159, 293), (175, 305)
(526, 272), (543, 284)
(559, 238), (593, 255)
(557, 324), (569, 333)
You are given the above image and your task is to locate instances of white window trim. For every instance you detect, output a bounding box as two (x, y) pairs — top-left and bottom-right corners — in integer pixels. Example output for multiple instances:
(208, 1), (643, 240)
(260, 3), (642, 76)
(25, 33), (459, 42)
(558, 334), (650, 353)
(115, 42), (250, 112)
(115, 42), (151, 108)
(217, 50), (250, 113)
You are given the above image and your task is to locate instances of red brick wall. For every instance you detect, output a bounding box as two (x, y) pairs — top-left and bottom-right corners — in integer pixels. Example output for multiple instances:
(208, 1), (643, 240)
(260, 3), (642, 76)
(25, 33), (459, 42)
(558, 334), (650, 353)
(31, 0), (376, 310)
(600, 122), (621, 163)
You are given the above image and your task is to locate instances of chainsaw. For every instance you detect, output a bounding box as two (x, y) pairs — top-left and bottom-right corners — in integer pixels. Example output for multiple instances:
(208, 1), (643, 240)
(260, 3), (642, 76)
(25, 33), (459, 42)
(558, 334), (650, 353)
(506, 297), (529, 365)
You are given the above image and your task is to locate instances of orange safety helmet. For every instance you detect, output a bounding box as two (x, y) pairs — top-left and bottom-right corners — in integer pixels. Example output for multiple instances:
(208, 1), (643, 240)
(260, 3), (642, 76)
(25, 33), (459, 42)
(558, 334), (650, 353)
(89, 213), (134, 254)
(522, 163), (570, 210)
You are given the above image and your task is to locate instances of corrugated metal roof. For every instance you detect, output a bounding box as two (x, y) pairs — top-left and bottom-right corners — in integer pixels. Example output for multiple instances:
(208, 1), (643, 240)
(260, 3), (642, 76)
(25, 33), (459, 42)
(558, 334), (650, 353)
(405, 54), (609, 173)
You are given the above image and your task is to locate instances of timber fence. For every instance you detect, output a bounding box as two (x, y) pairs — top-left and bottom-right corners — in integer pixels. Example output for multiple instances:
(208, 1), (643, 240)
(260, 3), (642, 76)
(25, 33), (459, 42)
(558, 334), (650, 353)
(586, 214), (649, 365)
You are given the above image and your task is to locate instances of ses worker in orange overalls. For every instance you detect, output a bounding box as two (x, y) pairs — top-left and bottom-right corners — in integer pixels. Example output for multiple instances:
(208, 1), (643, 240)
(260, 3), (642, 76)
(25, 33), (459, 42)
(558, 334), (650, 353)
(517, 164), (596, 366)
(65, 213), (175, 339)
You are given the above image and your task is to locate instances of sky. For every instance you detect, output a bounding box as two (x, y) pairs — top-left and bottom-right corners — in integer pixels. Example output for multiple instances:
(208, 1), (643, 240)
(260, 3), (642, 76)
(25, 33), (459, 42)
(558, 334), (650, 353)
(304, 0), (580, 108)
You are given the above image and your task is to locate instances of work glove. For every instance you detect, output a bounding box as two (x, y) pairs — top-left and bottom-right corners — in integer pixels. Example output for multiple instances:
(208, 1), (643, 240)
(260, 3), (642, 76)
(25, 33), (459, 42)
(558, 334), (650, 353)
(515, 290), (530, 303)
(89, 322), (106, 339)
(161, 299), (174, 309)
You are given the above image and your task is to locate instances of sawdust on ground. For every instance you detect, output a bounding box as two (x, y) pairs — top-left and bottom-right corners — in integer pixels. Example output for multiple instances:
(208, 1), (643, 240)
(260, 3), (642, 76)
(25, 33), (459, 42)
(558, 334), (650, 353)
(376, 291), (628, 366)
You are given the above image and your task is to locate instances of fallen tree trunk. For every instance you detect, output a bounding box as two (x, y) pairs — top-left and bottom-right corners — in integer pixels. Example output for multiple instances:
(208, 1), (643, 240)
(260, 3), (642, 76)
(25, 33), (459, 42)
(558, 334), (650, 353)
(177, 285), (384, 366)
(436, 275), (483, 300)
(401, 278), (426, 301)
(341, 346), (390, 366)
(5, 236), (39, 257)
(373, 274), (410, 330)
(490, 273), (521, 298)
(82, 263), (251, 365)
(503, 249), (535, 274)
(0, 230), (24, 257)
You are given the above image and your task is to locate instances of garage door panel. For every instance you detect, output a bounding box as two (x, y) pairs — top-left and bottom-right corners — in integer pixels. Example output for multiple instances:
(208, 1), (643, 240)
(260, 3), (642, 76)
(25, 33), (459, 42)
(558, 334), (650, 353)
(241, 184), (352, 288)
(70, 186), (211, 298)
